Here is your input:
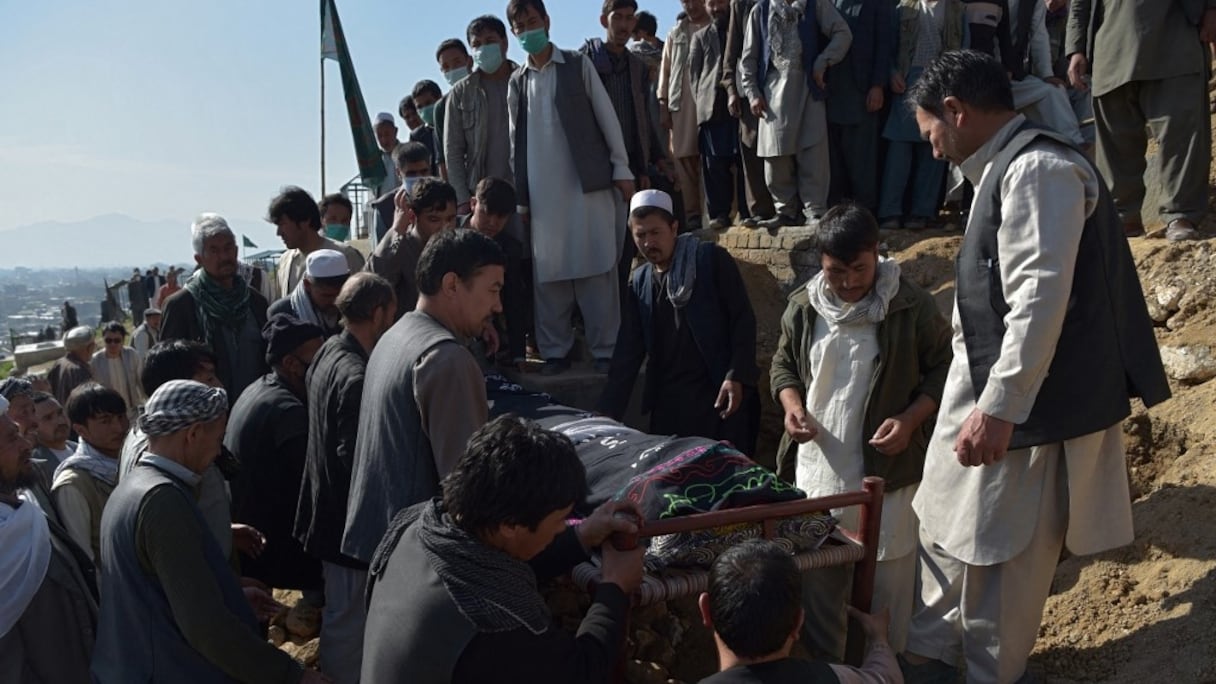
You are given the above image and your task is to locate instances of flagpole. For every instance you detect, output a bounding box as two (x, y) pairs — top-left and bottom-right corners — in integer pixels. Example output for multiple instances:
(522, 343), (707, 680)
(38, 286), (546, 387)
(321, 57), (327, 196)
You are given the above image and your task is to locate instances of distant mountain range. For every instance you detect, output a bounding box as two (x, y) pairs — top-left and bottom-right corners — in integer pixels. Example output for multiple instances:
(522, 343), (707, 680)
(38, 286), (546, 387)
(0, 213), (283, 269)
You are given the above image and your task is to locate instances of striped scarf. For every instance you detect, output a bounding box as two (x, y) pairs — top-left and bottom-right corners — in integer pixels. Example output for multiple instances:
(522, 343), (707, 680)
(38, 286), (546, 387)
(184, 269), (251, 348)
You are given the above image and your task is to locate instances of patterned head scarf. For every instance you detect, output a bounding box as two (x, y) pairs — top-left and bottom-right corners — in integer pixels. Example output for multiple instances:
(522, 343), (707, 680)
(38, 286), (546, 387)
(139, 380), (228, 437)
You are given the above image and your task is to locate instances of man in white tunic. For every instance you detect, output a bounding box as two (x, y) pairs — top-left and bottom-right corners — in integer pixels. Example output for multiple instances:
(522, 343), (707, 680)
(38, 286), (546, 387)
(770, 202), (951, 659)
(739, 0), (852, 229)
(903, 51), (1169, 683)
(507, 0), (636, 375)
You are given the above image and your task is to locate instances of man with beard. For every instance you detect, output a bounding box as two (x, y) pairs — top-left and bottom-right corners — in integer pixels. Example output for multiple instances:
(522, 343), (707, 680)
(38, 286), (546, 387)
(903, 51), (1169, 682)
(342, 229), (504, 566)
(162, 213), (270, 402)
(295, 273), (396, 683)
(0, 398), (99, 683)
(599, 190), (760, 455)
(269, 249), (351, 338)
(92, 381), (325, 684)
(29, 392), (75, 467)
(225, 315), (325, 594)
(48, 326), (96, 405)
(0, 378), (37, 436)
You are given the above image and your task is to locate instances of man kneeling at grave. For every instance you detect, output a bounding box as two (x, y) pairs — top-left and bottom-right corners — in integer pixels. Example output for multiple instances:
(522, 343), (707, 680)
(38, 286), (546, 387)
(698, 539), (902, 684)
(361, 415), (645, 683)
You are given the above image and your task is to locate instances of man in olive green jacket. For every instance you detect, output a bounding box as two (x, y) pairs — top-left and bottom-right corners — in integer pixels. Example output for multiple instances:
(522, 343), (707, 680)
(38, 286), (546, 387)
(769, 203), (951, 658)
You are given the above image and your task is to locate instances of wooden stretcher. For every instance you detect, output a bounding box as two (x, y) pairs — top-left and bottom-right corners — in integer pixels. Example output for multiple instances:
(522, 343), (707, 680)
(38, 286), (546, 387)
(571, 476), (885, 670)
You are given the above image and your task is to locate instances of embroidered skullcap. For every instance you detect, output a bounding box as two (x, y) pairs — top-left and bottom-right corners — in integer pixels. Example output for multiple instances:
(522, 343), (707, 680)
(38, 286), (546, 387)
(305, 249), (351, 279)
(630, 189), (674, 215)
(63, 326), (95, 351)
(144, 307), (162, 317)
(374, 112), (395, 127)
(262, 314), (323, 366)
(139, 380), (228, 437)
(0, 377), (33, 401)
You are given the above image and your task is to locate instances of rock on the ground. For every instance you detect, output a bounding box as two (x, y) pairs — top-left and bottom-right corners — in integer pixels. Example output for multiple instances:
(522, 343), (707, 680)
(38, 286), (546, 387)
(1159, 345), (1216, 384)
(285, 602), (321, 640)
(280, 638), (320, 667)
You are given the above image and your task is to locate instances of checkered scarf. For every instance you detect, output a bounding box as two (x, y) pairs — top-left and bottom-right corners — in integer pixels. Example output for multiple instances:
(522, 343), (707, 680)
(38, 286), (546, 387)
(139, 380), (228, 437)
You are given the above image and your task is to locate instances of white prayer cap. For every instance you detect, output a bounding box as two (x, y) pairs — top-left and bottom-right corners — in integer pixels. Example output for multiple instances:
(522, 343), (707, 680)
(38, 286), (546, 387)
(63, 326), (95, 351)
(374, 112), (395, 127)
(630, 189), (674, 215)
(305, 249), (351, 279)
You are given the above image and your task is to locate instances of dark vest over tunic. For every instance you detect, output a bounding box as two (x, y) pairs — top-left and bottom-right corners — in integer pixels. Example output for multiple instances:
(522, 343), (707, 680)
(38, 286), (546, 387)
(341, 311), (459, 563)
(92, 464), (257, 683)
(510, 49), (614, 208)
(956, 124), (1170, 450)
(361, 520), (476, 684)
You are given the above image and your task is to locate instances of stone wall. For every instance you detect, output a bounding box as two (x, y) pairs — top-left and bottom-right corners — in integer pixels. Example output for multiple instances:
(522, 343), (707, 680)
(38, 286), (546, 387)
(700, 225), (821, 294)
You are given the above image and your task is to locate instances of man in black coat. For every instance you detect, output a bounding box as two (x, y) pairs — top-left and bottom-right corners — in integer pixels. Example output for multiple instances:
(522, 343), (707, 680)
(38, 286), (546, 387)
(294, 273), (396, 682)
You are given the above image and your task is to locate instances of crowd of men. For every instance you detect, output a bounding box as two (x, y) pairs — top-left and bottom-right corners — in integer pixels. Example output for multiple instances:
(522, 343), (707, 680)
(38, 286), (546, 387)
(0, 0), (1205, 682)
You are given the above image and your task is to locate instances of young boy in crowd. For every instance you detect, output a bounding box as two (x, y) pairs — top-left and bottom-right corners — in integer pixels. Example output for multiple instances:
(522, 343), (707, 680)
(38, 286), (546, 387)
(770, 203), (951, 658)
(461, 177), (531, 369)
(697, 540), (900, 683)
(319, 193), (354, 242)
(52, 383), (130, 563)
(365, 177), (459, 320)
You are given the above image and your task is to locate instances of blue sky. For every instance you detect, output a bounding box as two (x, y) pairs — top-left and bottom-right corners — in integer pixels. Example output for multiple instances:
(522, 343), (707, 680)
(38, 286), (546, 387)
(0, 0), (683, 254)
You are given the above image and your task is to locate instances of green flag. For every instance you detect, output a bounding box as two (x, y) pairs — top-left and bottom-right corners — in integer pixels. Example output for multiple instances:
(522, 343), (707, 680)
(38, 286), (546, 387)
(321, 0), (388, 190)
(242, 235), (257, 249)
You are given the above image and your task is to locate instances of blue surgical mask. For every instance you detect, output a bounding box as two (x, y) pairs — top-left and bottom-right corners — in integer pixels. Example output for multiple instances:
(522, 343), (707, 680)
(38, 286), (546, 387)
(418, 103), (437, 127)
(443, 66), (469, 86)
(324, 223), (350, 241)
(518, 28), (549, 56)
(473, 43), (505, 74)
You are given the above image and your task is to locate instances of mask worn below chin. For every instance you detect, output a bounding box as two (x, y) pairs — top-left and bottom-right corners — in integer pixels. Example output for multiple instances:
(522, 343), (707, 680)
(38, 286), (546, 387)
(473, 43), (505, 73)
(443, 66), (469, 86)
(324, 223), (350, 241)
(518, 28), (549, 56)
(418, 103), (438, 127)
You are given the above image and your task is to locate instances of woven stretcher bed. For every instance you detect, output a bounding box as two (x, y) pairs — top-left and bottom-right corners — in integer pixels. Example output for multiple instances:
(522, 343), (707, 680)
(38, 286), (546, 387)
(571, 476), (885, 669)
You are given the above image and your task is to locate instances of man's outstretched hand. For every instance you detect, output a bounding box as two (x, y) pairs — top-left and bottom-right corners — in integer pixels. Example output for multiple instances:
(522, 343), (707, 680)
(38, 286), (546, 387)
(576, 499), (642, 551)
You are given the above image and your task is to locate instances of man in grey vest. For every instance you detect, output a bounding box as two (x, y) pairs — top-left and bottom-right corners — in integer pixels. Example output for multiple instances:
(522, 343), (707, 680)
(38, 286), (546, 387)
(507, 0), (636, 375)
(342, 229), (506, 566)
(92, 380), (325, 683)
(1066, 0), (1215, 241)
(362, 416), (644, 683)
(901, 51), (1169, 683)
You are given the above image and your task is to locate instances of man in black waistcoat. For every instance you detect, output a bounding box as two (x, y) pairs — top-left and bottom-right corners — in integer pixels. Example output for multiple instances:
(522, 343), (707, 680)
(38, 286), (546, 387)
(901, 51), (1169, 683)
